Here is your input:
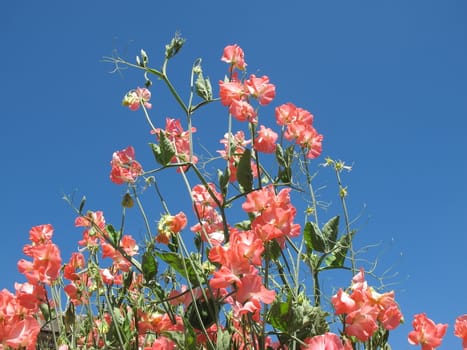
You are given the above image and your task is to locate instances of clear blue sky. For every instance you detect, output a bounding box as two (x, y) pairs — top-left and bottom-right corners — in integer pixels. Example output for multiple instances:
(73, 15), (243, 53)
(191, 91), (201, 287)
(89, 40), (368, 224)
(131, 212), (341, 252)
(2, 1), (466, 348)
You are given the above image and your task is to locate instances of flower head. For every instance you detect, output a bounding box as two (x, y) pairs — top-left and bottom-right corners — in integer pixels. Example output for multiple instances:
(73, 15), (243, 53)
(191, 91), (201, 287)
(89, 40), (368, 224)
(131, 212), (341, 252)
(221, 44), (247, 71)
(454, 314), (467, 349)
(408, 313), (448, 350)
(122, 87), (152, 111)
(110, 146), (143, 184)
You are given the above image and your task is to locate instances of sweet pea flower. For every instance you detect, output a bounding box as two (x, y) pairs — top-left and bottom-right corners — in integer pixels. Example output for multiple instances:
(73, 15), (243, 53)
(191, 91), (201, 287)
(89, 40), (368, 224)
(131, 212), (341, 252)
(110, 146), (143, 184)
(302, 332), (352, 350)
(455, 314), (467, 349)
(408, 313), (448, 350)
(221, 44), (247, 71)
(245, 74), (276, 106)
(156, 212), (187, 244)
(122, 87), (152, 111)
(254, 125), (278, 153)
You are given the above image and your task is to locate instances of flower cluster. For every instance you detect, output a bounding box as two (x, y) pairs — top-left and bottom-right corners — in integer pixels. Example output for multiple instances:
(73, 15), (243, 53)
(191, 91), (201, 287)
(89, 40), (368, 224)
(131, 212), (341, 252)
(190, 183), (225, 245)
(219, 45), (275, 123)
(331, 268), (404, 342)
(0, 288), (41, 350)
(275, 102), (323, 159)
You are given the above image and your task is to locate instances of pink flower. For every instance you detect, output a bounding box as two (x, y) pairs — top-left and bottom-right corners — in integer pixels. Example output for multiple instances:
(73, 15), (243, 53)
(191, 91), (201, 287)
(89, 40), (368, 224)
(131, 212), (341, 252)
(229, 99), (257, 123)
(219, 78), (245, 106)
(454, 314), (467, 349)
(408, 313), (448, 350)
(254, 125), (278, 153)
(17, 241), (62, 285)
(302, 332), (350, 350)
(275, 103), (323, 158)
(122, 87), (152, 111)
(221, 44), (247, 71)
(331, 288), (357, 315)
(110, 146), (143, 184)
(157, 212), (187, 244)
(245, 74), (276, 106)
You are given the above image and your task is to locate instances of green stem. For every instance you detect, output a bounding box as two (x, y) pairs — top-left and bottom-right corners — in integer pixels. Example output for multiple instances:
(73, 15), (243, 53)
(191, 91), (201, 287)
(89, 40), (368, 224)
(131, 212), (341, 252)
(302, 150), (319, 226)
(334, 168), (356, 274)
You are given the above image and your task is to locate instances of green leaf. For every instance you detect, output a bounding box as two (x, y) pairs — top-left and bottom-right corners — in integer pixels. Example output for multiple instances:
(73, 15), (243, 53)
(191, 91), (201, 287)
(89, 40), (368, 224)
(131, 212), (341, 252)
(325, 230), (355, 268)
(142, 251), (157, 282)
(195, 73), (213, 101)
(218, 167), (230, 198)
(216, 329), (232, 350)
(275, 144), (293, 183)
(106, 224), (120, 246)
(78, 195), (86, 214)
(269, 293), (329, 341)
(237, 148), (253, 193)
(275, 144), (286, 167)
(187, 298), (218, 330)
(304, 221), (326, 253)
(234, 219), (251, 231)
(155, 251), (204, 285)
(269, 299), (291, 332)
(150, 131), (176, 166)
(322, 216), (340, 250)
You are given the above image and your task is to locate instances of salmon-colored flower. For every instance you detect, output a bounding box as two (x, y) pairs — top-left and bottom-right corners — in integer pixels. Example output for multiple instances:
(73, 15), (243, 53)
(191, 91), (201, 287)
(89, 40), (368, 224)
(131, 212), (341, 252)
(221, 44), (247, 71)
(408, 313), (448, 350)
(110, 146), (143, 184)
(302, 332), (350, 350)
(254, 125), (278, 153)
(229, 99), (257, 123)
(18, 240), (62, 285)
(219, 77), (245, 106)
(245, 74), (276, 106)
(275, 103), (323, 159)
(122, 87), (152, 111)
(157, 212), (187, 244)
(455, 314), (467, 349)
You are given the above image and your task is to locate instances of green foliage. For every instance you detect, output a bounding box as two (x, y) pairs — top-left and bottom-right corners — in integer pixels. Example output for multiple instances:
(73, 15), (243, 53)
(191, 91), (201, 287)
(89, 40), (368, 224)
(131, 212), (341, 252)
(195, 71), (213, 101)
(269, 293), (329, 343)
(150, 131), (176, 166)
(142, 250), (158, 282)
(155, 251), (205, 286)
(237, 148), (253, 192)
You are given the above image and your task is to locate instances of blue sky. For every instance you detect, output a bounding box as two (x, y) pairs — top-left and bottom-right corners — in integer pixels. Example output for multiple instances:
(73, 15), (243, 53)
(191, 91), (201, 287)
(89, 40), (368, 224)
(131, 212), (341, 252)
(2, 1), (467, 348)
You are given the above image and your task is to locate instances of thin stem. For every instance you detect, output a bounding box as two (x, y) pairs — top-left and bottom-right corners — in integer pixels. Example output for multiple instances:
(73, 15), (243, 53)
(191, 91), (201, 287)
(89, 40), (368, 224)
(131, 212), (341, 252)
(334, 168), (356, 274)
(302, 150), (319, 226)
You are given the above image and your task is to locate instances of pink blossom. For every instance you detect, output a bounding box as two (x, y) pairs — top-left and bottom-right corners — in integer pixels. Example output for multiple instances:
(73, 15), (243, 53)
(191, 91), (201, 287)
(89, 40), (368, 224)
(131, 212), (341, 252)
(122, 87), (152, 111)
(254, 125), (278, 153)
(408, 313), (448, 350)
(110, 146), (143, 184)
(221, 44), (247, 71)
(454, 314), (467, 349)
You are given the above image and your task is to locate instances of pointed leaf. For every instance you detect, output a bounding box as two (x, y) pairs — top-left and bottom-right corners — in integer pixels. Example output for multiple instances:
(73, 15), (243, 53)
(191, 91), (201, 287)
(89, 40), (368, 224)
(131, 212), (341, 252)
(142, 251), (157, 282)
(106, 224), (120, 246)
(304, 221), (326, 253)
(322, 216), (340, 250)
(150, 131), (176, 166)
(237, 148), (253, 193)
(216, 329), (232, 350)
(275, 144), (286, 167)
(155, 251), (205, 285)
(325, 230), (355, 268)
